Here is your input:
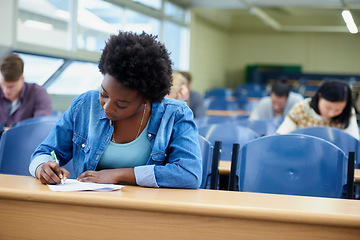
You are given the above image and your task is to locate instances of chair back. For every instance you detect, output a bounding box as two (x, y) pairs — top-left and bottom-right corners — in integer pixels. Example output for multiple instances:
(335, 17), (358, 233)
(205, 98), (238, 111)
(194, 115), (238, 126)
(198, 135), (213, 189)
(236, 118), (279, 136)
(238, 100), (258, 112)
(0, 120), (56, 176)
(0, 117), (75, 178)
(236, 134), (347, 198)
(205, 88), (233, 99)
(290, 126), (360, 167)
(16, 115), (61, 127)
(198, 123), (259, 161)
(234, 83), (267, 98)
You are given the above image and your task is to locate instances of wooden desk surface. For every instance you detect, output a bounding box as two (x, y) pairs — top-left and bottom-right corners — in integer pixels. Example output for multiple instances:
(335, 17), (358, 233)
(219, 161), (360, 184)
(206, 110), (250, 116)
(219, 160), (231, 175)
(356, 168), (360, 183)
(1, 174), (360, 240)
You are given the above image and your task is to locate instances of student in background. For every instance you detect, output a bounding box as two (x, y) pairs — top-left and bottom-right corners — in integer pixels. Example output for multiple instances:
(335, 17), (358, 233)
(355, 92), (360, 113)
(249, 77), (303, 121)
(0, 54), (52, 130)
(29, 31), (202, 189)
(179, 71), (206, 118)
(166, 72), (189, 102)
(276, 80), (359, 139)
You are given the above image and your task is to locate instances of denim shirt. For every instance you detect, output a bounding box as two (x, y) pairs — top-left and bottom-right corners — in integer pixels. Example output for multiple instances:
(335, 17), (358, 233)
(29, 90), (202, 189)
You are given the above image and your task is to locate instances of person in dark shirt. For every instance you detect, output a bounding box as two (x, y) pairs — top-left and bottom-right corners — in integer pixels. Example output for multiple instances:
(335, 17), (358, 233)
(0, 54), (52, 131)
(178, 71), (206, 118)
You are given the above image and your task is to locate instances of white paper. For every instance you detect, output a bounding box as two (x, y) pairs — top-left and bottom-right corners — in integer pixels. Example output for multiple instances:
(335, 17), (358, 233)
(47, 179), (123, 192)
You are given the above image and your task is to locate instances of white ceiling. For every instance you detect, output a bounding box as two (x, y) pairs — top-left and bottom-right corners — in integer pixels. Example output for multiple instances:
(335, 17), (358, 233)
(171, 0), (360, 33)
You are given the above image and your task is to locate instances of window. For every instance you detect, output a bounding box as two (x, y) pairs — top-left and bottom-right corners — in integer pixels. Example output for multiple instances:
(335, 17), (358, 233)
(124, 9), (161, 36)
(164, 21), (190, 70)
(47, 61), (102, 95)
(15, 52), (64, 85)
(17, 0), (72, 50)
(131, 0), (162, 10)
(77, 0), (123, 52)
(164, 1), (186, 22)
(77, 1), (163, 52)
(15, 0), (190, 95)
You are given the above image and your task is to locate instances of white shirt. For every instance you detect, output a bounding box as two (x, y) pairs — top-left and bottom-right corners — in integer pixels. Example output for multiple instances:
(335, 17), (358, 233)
(249, 92), (304, 121)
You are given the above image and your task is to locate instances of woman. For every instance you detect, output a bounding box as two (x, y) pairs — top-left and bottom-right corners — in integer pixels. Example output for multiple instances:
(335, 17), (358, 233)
(29, 31), (202, 189)
(166, 72), (190, 102)
(276, 80), (359, 139)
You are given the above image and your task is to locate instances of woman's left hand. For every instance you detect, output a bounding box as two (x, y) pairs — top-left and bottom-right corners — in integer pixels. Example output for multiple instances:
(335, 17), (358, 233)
(77, 168), (136, 184)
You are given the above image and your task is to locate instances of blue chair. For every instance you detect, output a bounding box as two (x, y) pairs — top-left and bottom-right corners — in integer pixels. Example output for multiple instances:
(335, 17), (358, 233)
(234, 83), (267, 98)
(290, 127), (360, 167)
(237, 100), (259, 112)
(236, 118), (279, 136)
(298, 78), (321, 97)
(236, 115), (249, 121)
(0, 119), (75, 178)
(198, 123), (259, 161)
(198, 135), (213, 189)
(0, 121), (57, 176)
(232, 134), (348, 198)
(204, 98), (238, 111)
(194, 115), (238, 126)
(15, 115), (61, 127)
(205, 88), (233, 99)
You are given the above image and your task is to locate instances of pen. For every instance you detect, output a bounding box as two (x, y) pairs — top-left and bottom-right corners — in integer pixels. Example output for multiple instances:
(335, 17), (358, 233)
(51, 150), (64, 184)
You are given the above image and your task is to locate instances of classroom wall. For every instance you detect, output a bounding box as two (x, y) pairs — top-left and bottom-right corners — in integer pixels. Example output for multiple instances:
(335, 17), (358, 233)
(189, 10), (231, 95)
(227, 32), (360, 79)
(190, 8), (360, 95)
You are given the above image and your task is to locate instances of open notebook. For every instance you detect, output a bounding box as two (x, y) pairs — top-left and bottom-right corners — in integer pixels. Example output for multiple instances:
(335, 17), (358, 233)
(47, 179), (124, 192)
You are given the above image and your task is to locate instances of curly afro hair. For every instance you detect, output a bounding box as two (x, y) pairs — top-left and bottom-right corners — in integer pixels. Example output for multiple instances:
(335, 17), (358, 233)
(98, 31), (173, 103)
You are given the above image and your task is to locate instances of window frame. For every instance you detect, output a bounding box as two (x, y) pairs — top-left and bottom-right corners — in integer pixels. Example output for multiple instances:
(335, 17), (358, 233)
(13, 0), (190, 94)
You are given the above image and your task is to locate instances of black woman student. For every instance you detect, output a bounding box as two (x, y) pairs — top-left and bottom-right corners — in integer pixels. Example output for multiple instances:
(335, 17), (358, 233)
(29, 31), (202, 189)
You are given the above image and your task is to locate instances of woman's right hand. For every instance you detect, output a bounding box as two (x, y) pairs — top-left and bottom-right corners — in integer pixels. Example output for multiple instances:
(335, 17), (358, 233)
(35, 161), (70, 184)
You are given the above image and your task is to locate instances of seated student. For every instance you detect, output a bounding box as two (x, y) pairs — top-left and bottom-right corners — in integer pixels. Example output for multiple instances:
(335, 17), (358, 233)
(276, 80), (359, 139)
(29, 31), (202, 189)
(249, 78), (303, 121)
(355, 92), (360, 113)
(178, 71), (206, 118)
(166, 72), (189, 102)
(0, 54), (52, 131)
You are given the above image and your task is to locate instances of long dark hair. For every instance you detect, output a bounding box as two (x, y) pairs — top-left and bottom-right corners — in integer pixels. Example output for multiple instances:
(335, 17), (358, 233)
(310, 80), (352, 127)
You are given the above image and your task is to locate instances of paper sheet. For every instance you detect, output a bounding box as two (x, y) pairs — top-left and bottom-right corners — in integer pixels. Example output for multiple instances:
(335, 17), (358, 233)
(47, 179), (124, 192)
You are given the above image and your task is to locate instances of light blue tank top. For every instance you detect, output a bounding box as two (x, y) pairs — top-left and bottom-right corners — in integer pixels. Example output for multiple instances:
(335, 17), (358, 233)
(97, 121), (151, 170)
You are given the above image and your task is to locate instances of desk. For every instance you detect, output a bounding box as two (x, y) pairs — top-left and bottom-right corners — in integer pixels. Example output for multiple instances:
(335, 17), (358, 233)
(206, 110), (250, 116)
(1, 175), (360, 240)
(219, 160), (231, 175)
(219, 160), (360, 184)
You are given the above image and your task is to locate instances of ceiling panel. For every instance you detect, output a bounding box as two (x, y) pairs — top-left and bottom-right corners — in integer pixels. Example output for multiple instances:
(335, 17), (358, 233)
(170, 0), (360, 33)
